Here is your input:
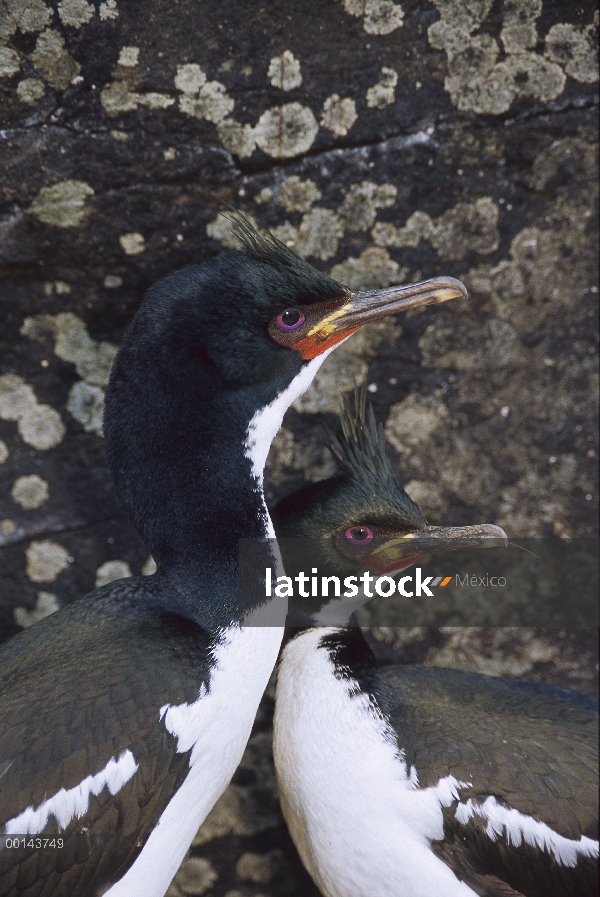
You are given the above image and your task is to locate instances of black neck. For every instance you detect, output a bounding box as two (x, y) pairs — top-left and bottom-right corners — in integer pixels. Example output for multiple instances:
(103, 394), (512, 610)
(319, 625), (384, 705)
(104, 338), (283, 629)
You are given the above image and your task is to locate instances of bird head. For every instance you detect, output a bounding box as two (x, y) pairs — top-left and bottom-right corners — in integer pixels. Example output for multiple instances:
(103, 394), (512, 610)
(272, 386), (506, 625)
(143, 213), (468, 393)
(103, 214), (467, 572)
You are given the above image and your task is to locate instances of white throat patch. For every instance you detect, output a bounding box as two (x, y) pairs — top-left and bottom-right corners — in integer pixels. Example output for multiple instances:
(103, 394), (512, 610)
(244, 349), (336, 486)
(244, 348), (337, 540)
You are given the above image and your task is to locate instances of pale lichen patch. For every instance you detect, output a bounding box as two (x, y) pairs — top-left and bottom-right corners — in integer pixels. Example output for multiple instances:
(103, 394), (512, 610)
(163, 146), (177, 160)
(372, 209), (434, 249)
(404, 479), (446, 517)
(16, 78), (45, 103)
(463, 192), (597, 330)
(95, 559), (132, 587)
(118, 45), (139, 67)
(119, 232), (145, 255)
(14, 592), (60, 629)
(169, 858), (218, 897)
(57, 0), (94, 28)
(17, 404), (66, 450)
(142, 555), (157, 576)
(175, 63), (234, 124)
(254, 187), (273, 204)
(110, 129), (131, 141)
(254, 103), (319, 159)
(219, 102), (321, 160)
(236, 851), (282, 884)
(545, 20), (599, 84)
(43, 279), (71, 295)
(25, 539), (70, 582)
(330, 246), (406, 290)
(101, 80), (174, 113)
(266, 427), (338, 485)
(29, 179), (94, 228)
(0, 374), (65, 450)
(30, 29), (80, 90)
(341, 0), (404, 35)
(174, 63), (207, 94)
(103, 274), (123, 288)
(530, 135), (598, 192)
(0, 440), (9, 464)
(427, 0), (568, 114)
(338, 180), (397, 231)
(267, 50), (302, 91)
(269, 221), (298, 247)
(430, 196), (499, 260)
(500, 0), (541, 54)
(419, 318), (523, 371)
(320, 94), (357, 137)
(179, 80), (234, 124)
(21, 311), (114, 438)
(272, 208), (344, 261)
(372, 197), (499, 261)
(278, 176), (321, 213)
(67, 381), (105, 435)
(99, 0), (118, 20)
(385, 393), (448, 454)
(0, 375), (37, 421)
(21, 312), (118, 387)
(0, 0), (52, 41)
(11, 474), (49, 509)
(217, 118), (257, 159)
(0, 47), (20, 77)
(366, 66), (398, 108)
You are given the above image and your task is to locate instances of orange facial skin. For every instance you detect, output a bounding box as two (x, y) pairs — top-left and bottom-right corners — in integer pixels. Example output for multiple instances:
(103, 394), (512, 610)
(295, 326), (361, 360)
(363, 553), (428, 576)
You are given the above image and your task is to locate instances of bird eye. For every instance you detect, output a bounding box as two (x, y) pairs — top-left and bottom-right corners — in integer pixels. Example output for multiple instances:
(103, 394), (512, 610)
(277, 309), (305, 330)
(345, 526), (373, 545)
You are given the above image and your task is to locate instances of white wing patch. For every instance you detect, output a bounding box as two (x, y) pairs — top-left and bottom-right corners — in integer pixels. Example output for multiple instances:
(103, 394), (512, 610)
(455, 795), (599, 866)
(106, 624), (283, 897)
(4, 750), (138, 835)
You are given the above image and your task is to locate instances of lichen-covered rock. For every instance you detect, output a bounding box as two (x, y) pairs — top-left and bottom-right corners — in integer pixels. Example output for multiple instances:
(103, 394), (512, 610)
(0, 1), (597, 893)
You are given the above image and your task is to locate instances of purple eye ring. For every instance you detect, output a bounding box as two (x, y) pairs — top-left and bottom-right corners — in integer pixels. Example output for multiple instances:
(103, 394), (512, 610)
(345, 526), (373, 545)
(276, 308), (306, 330)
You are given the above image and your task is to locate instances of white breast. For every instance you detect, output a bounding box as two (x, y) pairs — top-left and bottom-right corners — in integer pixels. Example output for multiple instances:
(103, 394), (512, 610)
(273, 628), (478, 897)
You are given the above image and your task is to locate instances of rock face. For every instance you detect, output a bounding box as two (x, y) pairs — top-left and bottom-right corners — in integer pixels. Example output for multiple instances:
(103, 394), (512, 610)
(0, 1), (598, 894)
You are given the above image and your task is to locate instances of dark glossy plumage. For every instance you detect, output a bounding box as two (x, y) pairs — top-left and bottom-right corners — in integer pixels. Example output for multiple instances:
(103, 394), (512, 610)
(0, 219), (355, 897)
(273, 390), (599, 897)
(0, 579), (205, 895)
(0, 220), (467, 895)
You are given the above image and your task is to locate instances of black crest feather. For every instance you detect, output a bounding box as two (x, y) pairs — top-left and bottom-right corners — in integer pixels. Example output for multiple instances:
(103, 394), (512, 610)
(326, 384), (397, 486)
(226, 210), (348, 304)
(325, 384), (426, 528)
